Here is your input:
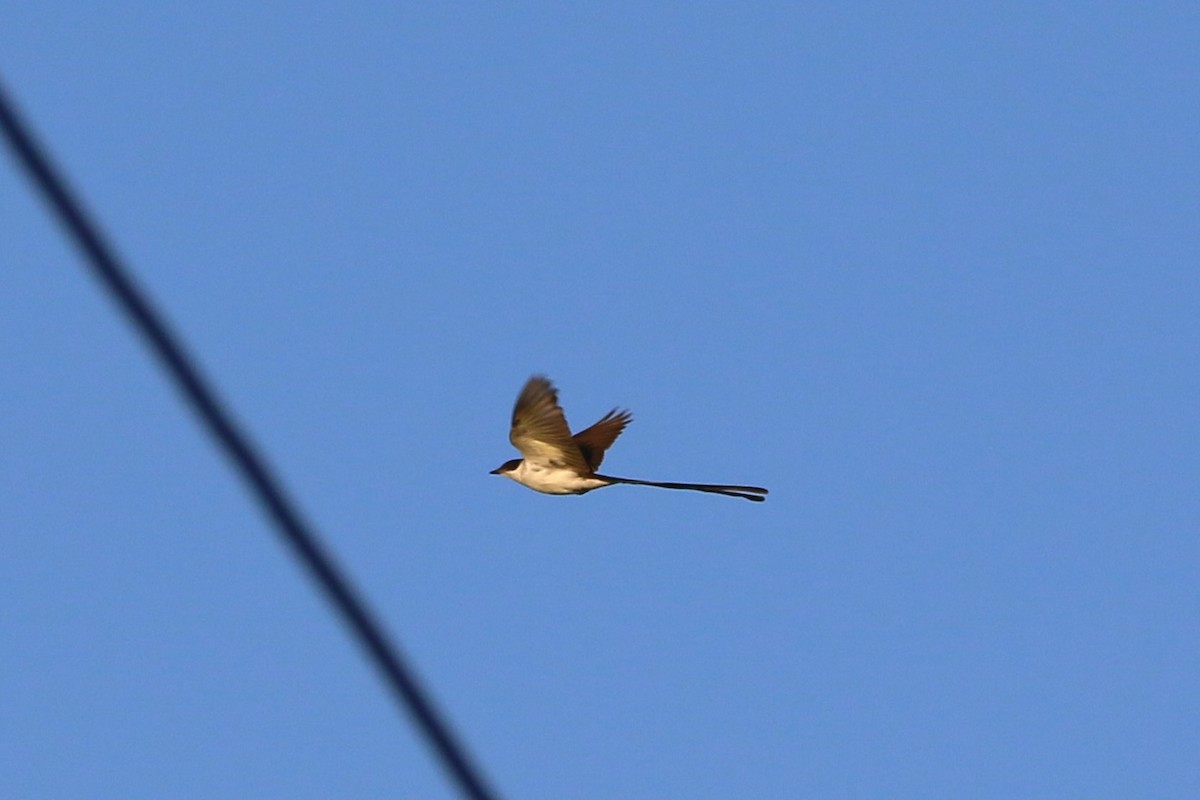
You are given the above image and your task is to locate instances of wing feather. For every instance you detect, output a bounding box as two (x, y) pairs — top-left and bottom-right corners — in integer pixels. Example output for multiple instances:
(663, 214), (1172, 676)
(509, 376), (590, 473)
(573, 409), (633, 471)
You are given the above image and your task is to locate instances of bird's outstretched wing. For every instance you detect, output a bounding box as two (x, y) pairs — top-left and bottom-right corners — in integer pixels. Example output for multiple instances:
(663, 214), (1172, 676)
(573, 409), (633, 471)
(509, 376), (590, 473)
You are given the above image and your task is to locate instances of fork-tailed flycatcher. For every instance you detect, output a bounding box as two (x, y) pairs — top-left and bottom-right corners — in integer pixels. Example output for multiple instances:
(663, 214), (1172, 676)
(490, 376), (768, 502)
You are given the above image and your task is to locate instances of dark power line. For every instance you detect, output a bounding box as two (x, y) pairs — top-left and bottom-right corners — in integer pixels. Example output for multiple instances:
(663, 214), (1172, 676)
(0, 82), (501, 800)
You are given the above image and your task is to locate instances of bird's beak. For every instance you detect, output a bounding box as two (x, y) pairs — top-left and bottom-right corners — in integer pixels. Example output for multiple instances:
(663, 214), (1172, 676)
(488, 467), (502, 475)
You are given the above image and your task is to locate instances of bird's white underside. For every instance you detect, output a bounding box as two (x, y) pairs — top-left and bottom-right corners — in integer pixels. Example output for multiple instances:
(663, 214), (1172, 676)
(503, 459), (610, 495)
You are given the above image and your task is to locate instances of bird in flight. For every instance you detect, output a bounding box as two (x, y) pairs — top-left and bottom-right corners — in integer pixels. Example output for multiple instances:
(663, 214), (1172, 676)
(490, 376), (768, 502)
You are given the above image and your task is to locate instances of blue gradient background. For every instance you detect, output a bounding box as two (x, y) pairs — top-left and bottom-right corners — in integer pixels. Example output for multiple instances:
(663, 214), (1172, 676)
(3, 5), (1197, 798)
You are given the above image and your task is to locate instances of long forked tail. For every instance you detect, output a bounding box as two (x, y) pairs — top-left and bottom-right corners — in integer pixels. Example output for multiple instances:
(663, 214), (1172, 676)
(599, 475), (768, 502)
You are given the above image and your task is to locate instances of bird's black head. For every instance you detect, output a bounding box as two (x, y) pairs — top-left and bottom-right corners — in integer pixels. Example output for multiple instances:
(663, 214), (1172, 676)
(489, 458), (522, 475)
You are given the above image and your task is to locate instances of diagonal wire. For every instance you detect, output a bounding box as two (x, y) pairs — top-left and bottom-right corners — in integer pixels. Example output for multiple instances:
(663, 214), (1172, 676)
(0, 81), (501, 800)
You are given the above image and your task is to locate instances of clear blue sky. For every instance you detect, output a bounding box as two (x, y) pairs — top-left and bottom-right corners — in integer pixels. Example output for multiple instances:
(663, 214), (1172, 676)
(3, 4), (1196, 798)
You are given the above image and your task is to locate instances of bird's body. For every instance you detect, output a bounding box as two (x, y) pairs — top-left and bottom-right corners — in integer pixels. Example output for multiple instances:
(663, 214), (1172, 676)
(498, 458), (610, 495)
(490, 376), (768, 502)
